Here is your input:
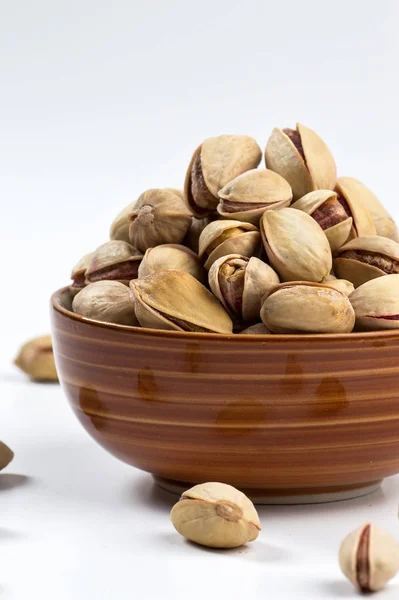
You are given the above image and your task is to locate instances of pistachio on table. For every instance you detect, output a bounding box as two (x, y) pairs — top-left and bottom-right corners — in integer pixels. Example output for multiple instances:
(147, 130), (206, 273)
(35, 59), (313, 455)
(73, 280), (139, 325)
(260, 282), (355, 334)
(0, 441), (14, 471)
(184, 135), (262, 217)
(70, 251), (94, 296)
(138, 244), (205, 283)
(209, 254), (279, 328)
(85, 241), (143, 285)
(339, 523), (399, 593)
(349, 274), (399, 330)
(217, 169), (292, 225)
(260, 207), (332, 282)
(170, 482), (261, 548)
(199, 219), (261, 270)
(14, 334), (58, 382)
(334, 235), (399, 288)
(130, 270), (233, 333)
(335, 177), (376, 238)
(265, 123), (336, 199)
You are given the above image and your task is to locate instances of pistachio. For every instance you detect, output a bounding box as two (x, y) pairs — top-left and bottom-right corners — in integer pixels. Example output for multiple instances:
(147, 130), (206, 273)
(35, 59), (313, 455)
(110, 202), (135, 242)
(337, 177), (398, 241)
(292, 190), (352, 252)
(260, 282), (355, 334)
(138, 244), (206, 283)
(170, 482), (261, 549)
(335, 177), (377, 238)
(130, 270), (233, 333)
(265, 123), (337, 199)
(322, 278), (355, 296)
(239, 323), (271, 334)
(198, 219), (261, 270)
(14, 334), (58, 381)
(334, 236), (399, 288)
(349, 274), (399, 330)
(260, 207), (332, 282)
(183, 214), (215, 253)
(339, 523), (399, 593)
(0, 441), (13, 471)
(72, 280), (139, 325)
(85, 241), (143, 285)
(209, 254), (279, 327)
(129, 189), (192, 252)
(184, 135), (262, 217)
(70, 251), (93, 296)
(217, 169), (292, 225)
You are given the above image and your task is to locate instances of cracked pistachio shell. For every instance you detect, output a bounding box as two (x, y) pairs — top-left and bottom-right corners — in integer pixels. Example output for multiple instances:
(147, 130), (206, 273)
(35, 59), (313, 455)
(209, 254), (279, 325)
(337, 177), (398, 242)
(14, 334), (58, 381)
(265, 123), (337, 199)
(138, 244), (206, 283)
(170, 482), (261, 549)
(85, 241), (143, 284)
(335, 178), (377, 238)
(339, 523), (399, 593)
(184, 135), (262, 217)
(183, 214), (215, 253)
(292, 190), (352, 252)
(239, 323), (272, 334)
(217, 169), (292, 225)
(110, 201), (136, 242)
(198, 220), (261, 270)
(70, 251), (94, 296)
(0, 441), (13, 471)
(72, 281), (139, 325)
(130, 270), (233, 333)
(261, 282), (355, 334)
(129, 189), (192, 252)
(334, 236), (399, 288)
(260, 208), (332, 282)
(349, 274), (399, 330)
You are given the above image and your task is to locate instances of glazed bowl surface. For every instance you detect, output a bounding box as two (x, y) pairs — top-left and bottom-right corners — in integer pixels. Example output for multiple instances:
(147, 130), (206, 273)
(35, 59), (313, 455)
(51, 287), (399, 503)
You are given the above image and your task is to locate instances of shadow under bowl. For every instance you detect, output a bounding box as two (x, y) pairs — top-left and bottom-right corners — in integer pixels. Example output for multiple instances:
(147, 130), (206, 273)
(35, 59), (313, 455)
(51, 287), (399, 504)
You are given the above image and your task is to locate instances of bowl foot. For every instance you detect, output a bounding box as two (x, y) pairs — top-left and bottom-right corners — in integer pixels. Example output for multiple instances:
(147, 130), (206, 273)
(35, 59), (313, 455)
(153, 476), (382, 505)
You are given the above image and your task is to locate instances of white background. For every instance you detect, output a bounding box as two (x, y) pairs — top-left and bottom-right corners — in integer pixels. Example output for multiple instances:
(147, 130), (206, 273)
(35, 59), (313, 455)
(1, 1), (399, 598)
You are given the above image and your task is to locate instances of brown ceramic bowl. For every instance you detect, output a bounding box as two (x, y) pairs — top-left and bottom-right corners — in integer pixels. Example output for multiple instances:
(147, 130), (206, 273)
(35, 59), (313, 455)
(51, 287), (399, 504)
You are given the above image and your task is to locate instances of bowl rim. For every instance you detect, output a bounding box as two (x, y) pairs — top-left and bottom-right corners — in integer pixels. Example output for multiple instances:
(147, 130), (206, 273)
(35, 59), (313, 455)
(51, 286), (399, 342)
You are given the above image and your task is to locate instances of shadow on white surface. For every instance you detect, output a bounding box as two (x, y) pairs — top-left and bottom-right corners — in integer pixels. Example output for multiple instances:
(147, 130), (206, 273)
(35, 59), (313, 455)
(0, 474), (33, 492)
(129, 473), (177, 513)
(319, 580), (357, 597)
(186, 538), (293, 563)
(0, 527), (27, 541)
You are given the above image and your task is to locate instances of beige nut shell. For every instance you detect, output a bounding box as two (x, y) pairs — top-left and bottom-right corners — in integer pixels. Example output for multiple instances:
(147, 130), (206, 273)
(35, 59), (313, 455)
(14, 334), (58, 382)
(198, 220), (261, 270)
(349, 274), (399, 330)
(335, 177), (377, 238)
(72, 281), (139, 326)
(138, 244), (205, 283)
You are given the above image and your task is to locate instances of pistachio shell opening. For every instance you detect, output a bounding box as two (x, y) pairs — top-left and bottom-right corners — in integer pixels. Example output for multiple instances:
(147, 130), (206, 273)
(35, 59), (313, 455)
(199, 220), (261, 270)
(85, 241), (143, 284)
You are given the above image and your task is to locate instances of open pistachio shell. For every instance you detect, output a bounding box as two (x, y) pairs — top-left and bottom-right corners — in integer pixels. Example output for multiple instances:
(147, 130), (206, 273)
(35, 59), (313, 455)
(350, 274), (399, 330)
(337, 177), (398, 242)
(209, 254), (279, 326)
(183, 214), (215, 253)
(261, 282), (355, 334)
(292, 190), (352, 252)
(260, 208), (332, 282)
(110, 201), (136, 242)
(73, 281), (139, 325)
(130, 270), (233, 333)
(334, 235), (399, 288)
(70, 251), (94, 296)
(184, 135), (262, 217)
(198, 220), (261, 270)
(129, 189), (192, 252)
(85, 241), (143, 285)
(138, 244), (206, 283)
(217, 169), (292, 225)
(335, 178), (377, 238)
(265, 123), (337, 199)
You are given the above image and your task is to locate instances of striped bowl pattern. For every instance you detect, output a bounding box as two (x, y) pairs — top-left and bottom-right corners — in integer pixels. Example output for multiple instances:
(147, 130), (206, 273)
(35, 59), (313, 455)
(51, 287), (399, 503)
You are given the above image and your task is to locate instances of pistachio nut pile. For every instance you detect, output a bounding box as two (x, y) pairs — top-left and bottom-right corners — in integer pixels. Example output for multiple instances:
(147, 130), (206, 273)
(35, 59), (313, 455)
(70, 124), (399, 334)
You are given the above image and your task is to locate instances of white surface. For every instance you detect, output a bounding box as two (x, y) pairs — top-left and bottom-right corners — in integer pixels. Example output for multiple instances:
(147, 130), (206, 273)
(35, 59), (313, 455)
(1, 0), (399, 598)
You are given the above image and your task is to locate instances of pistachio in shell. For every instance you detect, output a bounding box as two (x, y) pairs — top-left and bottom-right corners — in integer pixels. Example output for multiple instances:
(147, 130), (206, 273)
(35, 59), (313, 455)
(217, 169), (292, 225)
(170, 482), (261, 549)
(260, 207), (332, 282)
(265, 123), (337, 199)
(110, 201), (136, 243)
(322, 277), (355, 296)
(70, 251), (94, 296)
(239, 323), (272, 334)
(130, 270), (233, 333)
(184, 135), (262, 217)
(349, 274), (399, 330)
(334, 236), (399, 288)
(138, 244), (206, 283)
(198, 219), (261, 270)
(183, 214), (216, 253)
(14, 334), (58, 382)
(337, 177), (398, 242)
(260, 282), (355, 334)
(85, 241), (143, 285)
(129, 189), (192, 253)
(72, 280), (139, 325)
(208, 254), (279, 327)
(335, 177), (377, 238)
(0, 441), (13, 471)
(291, 190), (352, 252)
